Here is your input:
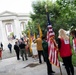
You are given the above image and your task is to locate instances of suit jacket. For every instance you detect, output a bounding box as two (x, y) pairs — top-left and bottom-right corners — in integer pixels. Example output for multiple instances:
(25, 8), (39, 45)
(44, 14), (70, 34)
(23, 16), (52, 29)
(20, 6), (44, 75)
(42, 40), (48, 61)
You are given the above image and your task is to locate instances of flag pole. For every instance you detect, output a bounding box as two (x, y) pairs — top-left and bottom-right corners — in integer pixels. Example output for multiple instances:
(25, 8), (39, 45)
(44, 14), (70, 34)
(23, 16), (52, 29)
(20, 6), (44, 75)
(58, 56), (63, 75)
(45, 1), (63, 75)
(54, 40), (63, 75)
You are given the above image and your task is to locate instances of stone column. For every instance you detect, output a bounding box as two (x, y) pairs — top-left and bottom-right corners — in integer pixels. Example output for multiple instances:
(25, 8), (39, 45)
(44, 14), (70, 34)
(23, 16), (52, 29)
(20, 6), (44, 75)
(0, 21), (8, 43)
(14, 19), (21, 39)
(0, 21), (3, 42)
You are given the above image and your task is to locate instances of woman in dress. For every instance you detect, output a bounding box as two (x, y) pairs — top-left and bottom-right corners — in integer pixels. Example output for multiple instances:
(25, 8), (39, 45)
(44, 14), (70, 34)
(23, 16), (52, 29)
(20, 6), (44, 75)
(31, 40), (38, 60)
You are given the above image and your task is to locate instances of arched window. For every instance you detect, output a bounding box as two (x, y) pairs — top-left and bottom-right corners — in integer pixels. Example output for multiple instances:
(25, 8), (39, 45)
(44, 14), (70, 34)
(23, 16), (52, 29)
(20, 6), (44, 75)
(20, 22), (26, 31)
(5, 23), (13, 36)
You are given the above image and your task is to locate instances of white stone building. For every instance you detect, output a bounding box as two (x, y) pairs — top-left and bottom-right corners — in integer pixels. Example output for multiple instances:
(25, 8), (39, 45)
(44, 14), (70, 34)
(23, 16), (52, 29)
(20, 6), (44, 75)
(0, 11), (30, 50)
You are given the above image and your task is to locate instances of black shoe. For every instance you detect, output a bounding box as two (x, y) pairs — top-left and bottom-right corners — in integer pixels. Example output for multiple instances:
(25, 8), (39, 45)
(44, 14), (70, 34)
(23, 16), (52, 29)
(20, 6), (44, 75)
(51, 71), (55, 73)
(17, 58), (20, 60)
(39, 62), (42, 64)
(48, 73), (54, 75)
(26, 58), (28, 60)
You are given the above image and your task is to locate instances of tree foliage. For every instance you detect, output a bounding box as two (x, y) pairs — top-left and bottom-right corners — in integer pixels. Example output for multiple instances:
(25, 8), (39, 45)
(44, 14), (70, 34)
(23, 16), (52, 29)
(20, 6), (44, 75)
(26, 0), (76, 38)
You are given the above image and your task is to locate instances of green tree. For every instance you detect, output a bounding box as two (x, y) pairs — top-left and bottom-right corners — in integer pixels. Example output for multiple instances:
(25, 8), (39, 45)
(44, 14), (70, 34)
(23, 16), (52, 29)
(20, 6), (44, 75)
(26, 0), (76, 38)
(30, 0), (61, 36)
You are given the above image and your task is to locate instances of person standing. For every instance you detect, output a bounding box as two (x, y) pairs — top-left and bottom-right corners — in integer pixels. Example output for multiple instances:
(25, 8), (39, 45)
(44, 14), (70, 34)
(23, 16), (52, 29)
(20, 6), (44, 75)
(34, 35), (45, 64)
(57, 29), (74, 75)
(42, 35), (55, 75)
(14, 42), (20, 60)
(8, 43), (12, 53)
(0, 48), (2, 60)
(16, 39), (21, 47)
(70, 30), (76, 53)
(19, 41), (28, 61)
(0, 42), (3, 50)
(0, 42), (3, 59)
(31, 40), (38, 60)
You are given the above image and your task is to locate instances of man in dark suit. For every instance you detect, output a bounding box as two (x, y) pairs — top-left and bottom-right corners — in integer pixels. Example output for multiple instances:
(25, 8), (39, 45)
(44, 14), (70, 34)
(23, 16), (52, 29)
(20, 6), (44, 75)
(42, 35), (55, 75)
(14, 42), (20, 60)
(19, 41), (28, 61)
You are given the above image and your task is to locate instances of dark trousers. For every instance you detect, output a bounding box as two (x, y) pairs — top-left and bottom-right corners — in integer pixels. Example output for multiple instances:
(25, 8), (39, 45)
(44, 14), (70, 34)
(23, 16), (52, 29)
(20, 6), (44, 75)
(20, 49), (28, 61)
(62, 56), (74, 75)
(9, 47), (12, 53)
(45, 58), (53, 75)
(38, 50), (45, 63)
(15, 50), (20, 60)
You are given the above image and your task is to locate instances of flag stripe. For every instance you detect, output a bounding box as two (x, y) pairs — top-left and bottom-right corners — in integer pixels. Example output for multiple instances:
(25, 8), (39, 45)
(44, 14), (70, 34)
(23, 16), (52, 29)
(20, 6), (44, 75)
(47, 12), (60, 67)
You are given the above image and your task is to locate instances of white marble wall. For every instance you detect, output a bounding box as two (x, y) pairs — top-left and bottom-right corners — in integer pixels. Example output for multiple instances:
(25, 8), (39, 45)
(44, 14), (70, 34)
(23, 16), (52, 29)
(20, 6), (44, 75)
(0, 12), (30, 50)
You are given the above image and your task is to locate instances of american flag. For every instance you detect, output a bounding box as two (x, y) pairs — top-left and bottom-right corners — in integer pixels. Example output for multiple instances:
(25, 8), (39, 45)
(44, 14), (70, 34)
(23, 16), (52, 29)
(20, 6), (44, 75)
(47, 12), (60, 67)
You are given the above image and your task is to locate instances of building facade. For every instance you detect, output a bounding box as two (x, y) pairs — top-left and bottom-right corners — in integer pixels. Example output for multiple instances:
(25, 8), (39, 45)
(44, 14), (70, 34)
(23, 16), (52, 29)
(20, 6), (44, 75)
(0, 11), (30, 43)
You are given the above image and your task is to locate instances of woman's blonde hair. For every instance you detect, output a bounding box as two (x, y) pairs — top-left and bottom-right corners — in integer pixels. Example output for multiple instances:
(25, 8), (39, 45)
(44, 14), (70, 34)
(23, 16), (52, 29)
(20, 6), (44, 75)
(58, 29), (69, 40)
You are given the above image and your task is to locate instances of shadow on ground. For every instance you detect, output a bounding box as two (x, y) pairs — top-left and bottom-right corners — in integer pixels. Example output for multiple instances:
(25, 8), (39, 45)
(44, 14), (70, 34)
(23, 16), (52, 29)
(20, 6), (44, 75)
(23, 63), (40, 68)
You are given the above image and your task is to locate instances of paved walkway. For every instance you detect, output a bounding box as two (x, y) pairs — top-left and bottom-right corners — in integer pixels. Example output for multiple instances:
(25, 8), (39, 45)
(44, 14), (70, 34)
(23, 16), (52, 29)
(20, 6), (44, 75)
(0, 57), (76, 75)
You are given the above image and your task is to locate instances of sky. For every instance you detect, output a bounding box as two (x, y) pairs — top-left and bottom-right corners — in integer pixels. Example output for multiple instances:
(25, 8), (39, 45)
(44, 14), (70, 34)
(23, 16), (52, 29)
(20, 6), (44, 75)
(0, 0), (56, 14)
(0, 0), (36, 14)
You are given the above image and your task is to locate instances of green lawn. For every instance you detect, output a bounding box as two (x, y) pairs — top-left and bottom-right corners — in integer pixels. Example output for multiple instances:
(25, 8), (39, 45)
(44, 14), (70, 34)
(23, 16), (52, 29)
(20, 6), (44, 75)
(70, 36), (76, 66)
(72, 50), (76, 66)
